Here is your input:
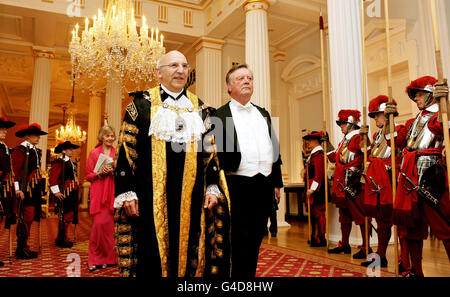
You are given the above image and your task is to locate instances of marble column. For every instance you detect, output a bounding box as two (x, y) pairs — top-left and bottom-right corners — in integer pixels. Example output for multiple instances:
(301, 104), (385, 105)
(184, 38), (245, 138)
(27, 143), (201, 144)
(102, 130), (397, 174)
(29, 46), (55, 169)
(80, 89), (104, 210)
(86, 89), (104, 158)
(327, 0), (366, 246)
(244, 0), (272, 111)
(194, 37), (225, 108)
(105, 72), (123, 142)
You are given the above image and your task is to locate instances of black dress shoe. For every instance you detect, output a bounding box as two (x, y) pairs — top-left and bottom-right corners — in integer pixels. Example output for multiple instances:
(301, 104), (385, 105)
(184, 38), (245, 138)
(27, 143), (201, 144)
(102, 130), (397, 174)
(311, 237), (327, 247)
(353, 247), (373, 259)
(328, 242), (351, 254)
(271, 232), (277, 237)
(55, 239), (74, 248)
(361, 257), (388, 267)
(15, 249), (38, 259)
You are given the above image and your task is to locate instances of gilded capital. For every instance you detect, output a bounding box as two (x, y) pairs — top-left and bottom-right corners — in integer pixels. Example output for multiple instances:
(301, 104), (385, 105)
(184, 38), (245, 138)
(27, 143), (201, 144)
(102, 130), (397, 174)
(89, 89), (106, 98)
(243, 0), (270, 14)
(32, 46), (55, 59)
(193, 36), (225, 53)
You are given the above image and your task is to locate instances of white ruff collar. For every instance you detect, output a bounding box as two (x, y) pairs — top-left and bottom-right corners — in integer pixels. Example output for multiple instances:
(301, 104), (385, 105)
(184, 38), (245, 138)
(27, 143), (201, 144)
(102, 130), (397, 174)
(148, 96), (205, 143)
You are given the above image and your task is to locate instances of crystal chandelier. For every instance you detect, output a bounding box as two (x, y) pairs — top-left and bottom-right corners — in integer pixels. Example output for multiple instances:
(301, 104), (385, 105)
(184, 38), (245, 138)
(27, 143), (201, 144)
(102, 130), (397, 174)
(68, 0), (165, 89)
(56, 109), (87, 144)
(56, 75), (87, 144)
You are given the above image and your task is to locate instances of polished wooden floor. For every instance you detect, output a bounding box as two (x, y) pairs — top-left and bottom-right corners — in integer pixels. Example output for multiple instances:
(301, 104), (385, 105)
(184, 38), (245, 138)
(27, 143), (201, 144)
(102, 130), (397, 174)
(262, 220), (450, 277)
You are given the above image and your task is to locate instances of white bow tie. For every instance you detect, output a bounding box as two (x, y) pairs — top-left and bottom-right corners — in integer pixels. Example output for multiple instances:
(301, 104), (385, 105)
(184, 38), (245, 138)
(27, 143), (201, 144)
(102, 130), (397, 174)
(237, 103), (253, 112)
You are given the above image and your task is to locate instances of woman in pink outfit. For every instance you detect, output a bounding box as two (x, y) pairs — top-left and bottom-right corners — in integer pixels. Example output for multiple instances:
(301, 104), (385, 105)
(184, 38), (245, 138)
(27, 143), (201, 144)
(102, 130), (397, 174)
(86, 125), (117, 272)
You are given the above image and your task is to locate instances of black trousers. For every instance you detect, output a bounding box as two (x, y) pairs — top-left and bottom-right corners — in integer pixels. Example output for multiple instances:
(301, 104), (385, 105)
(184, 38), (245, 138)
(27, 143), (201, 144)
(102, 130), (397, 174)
(227, 174), (273, 278)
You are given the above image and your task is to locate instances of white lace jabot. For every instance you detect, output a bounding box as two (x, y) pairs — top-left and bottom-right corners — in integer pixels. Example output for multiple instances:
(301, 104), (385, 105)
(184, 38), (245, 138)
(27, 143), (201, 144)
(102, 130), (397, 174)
(148, 95), (205, 143)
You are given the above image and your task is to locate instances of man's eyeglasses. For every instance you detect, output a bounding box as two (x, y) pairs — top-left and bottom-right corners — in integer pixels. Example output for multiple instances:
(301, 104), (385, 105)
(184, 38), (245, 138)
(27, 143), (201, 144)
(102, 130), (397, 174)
(159, 63), (191, 71)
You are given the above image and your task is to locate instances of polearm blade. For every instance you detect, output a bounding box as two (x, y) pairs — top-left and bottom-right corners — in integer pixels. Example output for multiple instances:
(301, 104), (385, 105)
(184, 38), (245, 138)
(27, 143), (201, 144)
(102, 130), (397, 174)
(319, 8), (330, 250)
(360, 0), (370, 257)
(383, 0), (399, 277)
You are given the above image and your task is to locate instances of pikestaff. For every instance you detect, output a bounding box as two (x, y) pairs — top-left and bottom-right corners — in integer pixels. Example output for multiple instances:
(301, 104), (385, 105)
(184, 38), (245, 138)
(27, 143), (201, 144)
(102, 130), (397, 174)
(360, 0), (370, 257)
(306, 156), (312, 245)
(430, 0), (450, 187)
(319, 10), (330, 249)
(301, 129), (313, 244)
(9, 157), (14, 264)
(383, 0), (399, 277)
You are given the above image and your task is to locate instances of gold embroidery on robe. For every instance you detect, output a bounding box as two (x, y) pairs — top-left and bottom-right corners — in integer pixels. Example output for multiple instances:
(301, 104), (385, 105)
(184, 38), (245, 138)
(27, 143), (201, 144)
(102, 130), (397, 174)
(149, 86), (201, 277)
(126, 101), (138, 122)
(150, 86), (171, 277)
(178, 90), (199, 277)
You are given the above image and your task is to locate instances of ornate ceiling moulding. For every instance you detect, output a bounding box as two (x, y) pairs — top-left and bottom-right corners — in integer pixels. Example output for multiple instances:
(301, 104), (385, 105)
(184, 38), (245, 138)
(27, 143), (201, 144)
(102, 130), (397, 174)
(150, 0), (213, 12)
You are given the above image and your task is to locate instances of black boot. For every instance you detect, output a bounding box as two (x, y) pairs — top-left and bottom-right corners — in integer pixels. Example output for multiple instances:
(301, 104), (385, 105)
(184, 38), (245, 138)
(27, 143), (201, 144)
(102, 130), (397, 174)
(15, 248), (38, 259)
(55, 238), (73, 248)
(328, 241), (351, 254)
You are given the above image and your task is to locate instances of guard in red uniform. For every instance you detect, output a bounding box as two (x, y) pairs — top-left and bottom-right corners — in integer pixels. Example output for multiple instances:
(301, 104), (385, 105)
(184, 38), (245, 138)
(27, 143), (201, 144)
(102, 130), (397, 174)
(304, 131), (327, 247)
(328, 109), (372, 259)
(11, 123), (47, 259)
(49, 141), (80, 248)
(392, 76), (450, 277)
(361, 95), (407, 268)
(0, 116), (16, 266)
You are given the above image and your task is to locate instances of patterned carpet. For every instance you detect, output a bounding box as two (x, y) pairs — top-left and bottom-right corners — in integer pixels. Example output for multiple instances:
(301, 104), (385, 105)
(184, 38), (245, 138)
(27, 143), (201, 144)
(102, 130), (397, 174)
(0, 216), (119, 277)
(0, 216), (392, 277)
(256, 244), (394, 277)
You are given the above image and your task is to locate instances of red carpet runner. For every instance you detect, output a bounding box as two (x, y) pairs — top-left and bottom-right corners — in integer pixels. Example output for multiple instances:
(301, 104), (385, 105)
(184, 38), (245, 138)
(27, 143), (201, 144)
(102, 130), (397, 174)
(0, 216), (392, 277)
